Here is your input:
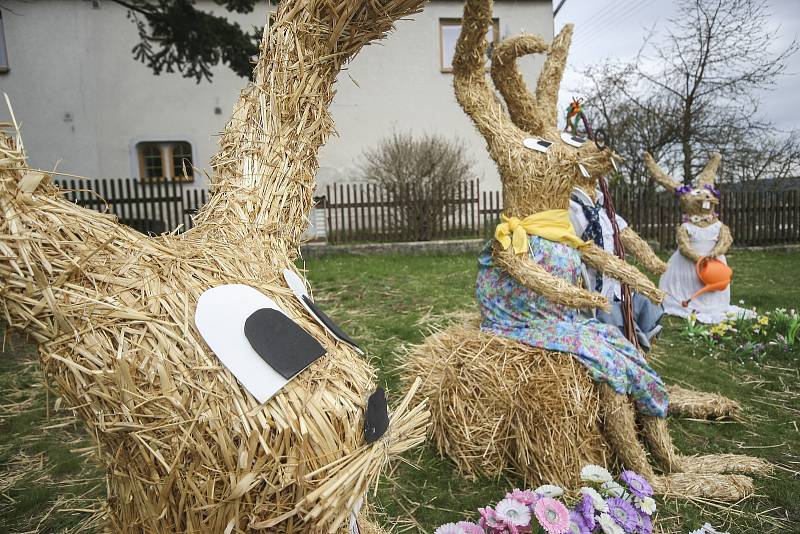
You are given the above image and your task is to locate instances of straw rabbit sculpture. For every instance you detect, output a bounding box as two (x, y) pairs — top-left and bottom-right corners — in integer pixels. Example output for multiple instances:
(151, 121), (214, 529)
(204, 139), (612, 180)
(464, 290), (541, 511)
(645, 153), (753, 324)
(403, 0), (768, 500)
(0, 1), (430, 532)
(490, 32), (741, 420)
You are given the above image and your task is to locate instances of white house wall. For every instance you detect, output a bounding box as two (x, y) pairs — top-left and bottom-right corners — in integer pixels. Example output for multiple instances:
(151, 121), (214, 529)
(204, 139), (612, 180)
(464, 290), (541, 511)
(0, 0), (554, 192)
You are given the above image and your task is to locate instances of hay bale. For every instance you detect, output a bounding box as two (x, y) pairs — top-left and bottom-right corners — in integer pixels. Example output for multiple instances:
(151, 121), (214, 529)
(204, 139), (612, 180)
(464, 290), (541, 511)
(402, 323), (766, 501)
(0, 1), (430, 532)
(402, 323), (611, 486)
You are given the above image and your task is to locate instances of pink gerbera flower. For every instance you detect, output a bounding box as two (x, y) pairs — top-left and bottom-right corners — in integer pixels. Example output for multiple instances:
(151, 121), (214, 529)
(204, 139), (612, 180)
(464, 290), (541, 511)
(533, 497), (571, 534)
(434, 523), (467, 534)
(456, 521), (485, 534)
(480, 507), (506, 531)
(507, 488), (539, 506)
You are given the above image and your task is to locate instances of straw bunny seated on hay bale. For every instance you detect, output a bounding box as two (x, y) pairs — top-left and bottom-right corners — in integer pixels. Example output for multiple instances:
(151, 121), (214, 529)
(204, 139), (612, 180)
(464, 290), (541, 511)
(644, 153), (755, 325)
(0, 1), (430, 532)
(402, 0), (769, 500)
(489, 32), (741, 421)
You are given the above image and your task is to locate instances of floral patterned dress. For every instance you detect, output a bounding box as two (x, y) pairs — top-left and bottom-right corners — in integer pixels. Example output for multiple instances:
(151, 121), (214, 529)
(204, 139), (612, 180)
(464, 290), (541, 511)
(476, 236), (669, 417)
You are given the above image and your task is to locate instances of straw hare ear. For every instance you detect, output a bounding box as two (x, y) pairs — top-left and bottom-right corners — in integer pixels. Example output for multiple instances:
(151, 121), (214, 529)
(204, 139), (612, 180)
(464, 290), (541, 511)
(696, 152), (722, 188)
(643, 152), (681, 192)
(490, 25), (574, 135)
(534, 24), (574, 128)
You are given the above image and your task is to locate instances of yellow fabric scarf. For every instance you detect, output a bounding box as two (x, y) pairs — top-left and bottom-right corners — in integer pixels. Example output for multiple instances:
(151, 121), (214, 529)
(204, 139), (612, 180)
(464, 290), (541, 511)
(495, 209), (588, 255)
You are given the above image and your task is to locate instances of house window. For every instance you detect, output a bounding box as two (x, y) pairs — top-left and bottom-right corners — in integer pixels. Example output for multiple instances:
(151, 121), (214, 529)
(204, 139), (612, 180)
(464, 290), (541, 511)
(170, 142), (194, 181)
(136, 141), (194, 183)
(0, 12), (9, 73)
(439, 18), (500, 73)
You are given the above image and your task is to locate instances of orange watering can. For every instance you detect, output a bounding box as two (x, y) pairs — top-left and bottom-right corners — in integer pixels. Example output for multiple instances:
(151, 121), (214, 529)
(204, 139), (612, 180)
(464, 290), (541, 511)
(682, 257), (733, 307)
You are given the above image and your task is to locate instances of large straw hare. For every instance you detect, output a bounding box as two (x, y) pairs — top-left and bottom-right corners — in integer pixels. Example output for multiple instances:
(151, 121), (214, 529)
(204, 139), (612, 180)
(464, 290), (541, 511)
(490, 32), (742, 421)
(645, 152), (754, 324)
(402, 0), (768, 499)
(0, 1), (429, 532)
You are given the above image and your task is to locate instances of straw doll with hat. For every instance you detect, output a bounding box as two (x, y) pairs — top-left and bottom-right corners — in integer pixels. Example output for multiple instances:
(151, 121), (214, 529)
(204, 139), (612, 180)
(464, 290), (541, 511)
(403, 0), (769, 500)
(645, 152), (755, 324)
(489, 31), (742, 421)
(0, 1), (430, 532)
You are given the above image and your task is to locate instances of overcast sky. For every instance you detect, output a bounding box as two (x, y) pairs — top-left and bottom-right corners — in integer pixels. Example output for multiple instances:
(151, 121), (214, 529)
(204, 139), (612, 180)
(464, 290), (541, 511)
(554, 0), (800, 132)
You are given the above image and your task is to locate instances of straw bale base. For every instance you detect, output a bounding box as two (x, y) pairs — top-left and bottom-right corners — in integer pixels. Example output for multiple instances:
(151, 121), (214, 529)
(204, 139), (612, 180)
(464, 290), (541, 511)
(667, 384), (741, 420)
(402, 322), (767, 501)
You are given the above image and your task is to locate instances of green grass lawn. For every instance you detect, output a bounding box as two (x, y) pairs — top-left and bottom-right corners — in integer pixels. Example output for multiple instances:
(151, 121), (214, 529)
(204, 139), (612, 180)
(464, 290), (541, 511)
(1, 249), (798, 533)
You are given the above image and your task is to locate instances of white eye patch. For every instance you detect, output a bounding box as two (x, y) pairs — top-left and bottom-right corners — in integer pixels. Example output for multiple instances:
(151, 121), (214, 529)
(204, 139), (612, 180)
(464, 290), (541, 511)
(560, 132), (587, 148)
(523, 137), (553, 153)
(195, 284), (325, 403)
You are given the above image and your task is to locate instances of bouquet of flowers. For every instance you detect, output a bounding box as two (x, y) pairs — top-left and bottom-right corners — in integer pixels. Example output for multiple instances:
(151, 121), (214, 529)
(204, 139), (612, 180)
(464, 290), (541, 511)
(434, 465), (657, 534)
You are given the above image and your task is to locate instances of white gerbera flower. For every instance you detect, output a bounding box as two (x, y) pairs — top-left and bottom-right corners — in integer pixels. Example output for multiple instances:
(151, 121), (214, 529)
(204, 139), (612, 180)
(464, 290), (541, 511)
(580, 487), (608, 512)
(635, 496), (656, 515)
(597, 512), (625, 534)
(580, 464), (612, 483)
(534, 484), (564, 498)
(434, 523), (466, 534)
(495, 497), (531, 527)
(601, 480), (626, 498)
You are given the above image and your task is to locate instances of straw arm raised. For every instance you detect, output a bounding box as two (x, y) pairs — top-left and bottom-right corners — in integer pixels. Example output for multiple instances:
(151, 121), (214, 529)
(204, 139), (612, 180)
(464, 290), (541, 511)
(620, 227), (667, 275)
(676, 225), (703, 262)
(493, 244), (611, 311)
(193, 0), (427, 250)
(579, 242), (665, 304)
(709, 223), (733, 257)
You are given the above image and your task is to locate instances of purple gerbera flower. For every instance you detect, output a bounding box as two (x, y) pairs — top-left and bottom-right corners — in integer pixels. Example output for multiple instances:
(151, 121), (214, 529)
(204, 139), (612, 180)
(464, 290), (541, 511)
(575, 493), (596, 530)
(620, 470), (653, 499)
(567, 510), (592, 534)
(607, 497), (638, 532)
(635, 510), (653, 534)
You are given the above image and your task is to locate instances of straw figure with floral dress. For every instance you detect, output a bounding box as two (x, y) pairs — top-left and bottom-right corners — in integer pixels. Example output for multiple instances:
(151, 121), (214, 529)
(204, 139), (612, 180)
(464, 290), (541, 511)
(488, 31), (742, 421)
(402, 0), (769, 500)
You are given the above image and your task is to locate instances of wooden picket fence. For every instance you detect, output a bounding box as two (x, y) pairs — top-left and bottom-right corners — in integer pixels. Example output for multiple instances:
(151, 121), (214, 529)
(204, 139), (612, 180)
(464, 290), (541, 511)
(324, 180), (502, 243)
(54, 177), (207, 235)
(50, 177), (800, 248)
(323, 181), (800, 247)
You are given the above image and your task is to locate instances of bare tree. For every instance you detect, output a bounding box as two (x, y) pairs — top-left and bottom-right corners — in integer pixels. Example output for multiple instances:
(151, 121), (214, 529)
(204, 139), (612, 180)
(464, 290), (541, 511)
(582, 0), (799, 189)
(360, 131), (476, 240)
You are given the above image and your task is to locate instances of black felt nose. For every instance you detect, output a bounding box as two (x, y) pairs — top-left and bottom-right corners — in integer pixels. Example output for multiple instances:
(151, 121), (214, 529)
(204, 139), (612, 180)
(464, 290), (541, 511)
(364, 388), (390, 444)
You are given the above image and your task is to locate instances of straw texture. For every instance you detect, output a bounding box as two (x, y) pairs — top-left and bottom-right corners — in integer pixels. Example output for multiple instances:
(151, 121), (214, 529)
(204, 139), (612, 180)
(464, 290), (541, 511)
(401, 0), (767, 503)
(0, 1), (430, 532)
(667, 384), (741, 420)
(620, 227), (668, 275)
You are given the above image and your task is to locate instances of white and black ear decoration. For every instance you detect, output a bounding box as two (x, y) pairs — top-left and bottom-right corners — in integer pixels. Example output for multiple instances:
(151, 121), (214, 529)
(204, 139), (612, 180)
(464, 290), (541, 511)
(283, 269), (363, 354)
(560, 132), (586, 148)
(244, 308), (326, 379)
(523, 137), (553, 153)
(364, 388), (390, 444)
(195, 284), (326, 403)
